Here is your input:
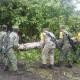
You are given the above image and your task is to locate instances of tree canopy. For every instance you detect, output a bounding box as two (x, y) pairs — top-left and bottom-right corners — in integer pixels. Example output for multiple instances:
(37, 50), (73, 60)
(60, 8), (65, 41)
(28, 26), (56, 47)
(0, 0), (80, 42)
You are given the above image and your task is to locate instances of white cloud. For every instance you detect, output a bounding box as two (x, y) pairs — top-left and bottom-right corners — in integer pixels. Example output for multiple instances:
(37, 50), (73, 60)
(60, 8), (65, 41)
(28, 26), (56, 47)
(76, 3), (80, 10)
(73, 0), (80, 11)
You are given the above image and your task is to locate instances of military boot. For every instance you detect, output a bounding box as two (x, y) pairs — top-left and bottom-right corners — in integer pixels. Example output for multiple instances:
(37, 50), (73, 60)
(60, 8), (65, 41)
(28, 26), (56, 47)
(54, 61), (63, 67)
(48, 64), (54, 69)
(4, 66), (9, 71)
(40, 64), (48, 69)
(65, 61), (72, 68)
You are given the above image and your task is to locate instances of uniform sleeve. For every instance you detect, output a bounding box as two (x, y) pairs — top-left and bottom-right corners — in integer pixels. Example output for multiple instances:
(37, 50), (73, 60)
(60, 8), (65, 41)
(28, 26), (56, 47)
(40, 33), (45, 43)
(59, 32), (63, 39)
(71, 33), (80, 41)
(77, 33), (80, 41)
(71, 37), (77, 40)
(13, 34), (19, 48)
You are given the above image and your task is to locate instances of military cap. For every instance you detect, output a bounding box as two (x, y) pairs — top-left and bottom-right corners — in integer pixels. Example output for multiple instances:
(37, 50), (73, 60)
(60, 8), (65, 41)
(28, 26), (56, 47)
(13, 25), (19, 29)
(1, 24), (7, 31)
(59, 25), (65, 29)
(2, 24), (7, 28)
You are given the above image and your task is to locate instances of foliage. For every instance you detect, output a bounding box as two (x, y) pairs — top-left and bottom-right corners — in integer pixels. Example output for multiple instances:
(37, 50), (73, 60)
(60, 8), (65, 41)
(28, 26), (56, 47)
(0, 0), (80, 42)
(0, 0), (80, 63)
(16, 49), (41, 62)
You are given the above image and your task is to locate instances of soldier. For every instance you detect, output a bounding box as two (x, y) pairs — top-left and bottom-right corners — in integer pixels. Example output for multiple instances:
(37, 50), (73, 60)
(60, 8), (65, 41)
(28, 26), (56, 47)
(0, 25), (7, 65)
(40, 27), (56, 69)
(72, 31), (80, 61)
(58, 25), (72, 68)
(0, 25), (7, 51)
(2, 26), (19, 72)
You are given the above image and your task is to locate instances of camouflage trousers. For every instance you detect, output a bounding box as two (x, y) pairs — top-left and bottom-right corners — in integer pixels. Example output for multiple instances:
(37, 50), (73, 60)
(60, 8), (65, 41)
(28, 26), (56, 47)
(0, 53), (4, 64)
(58, 43), (72, 63)
(76, 45), (80, 60)
(42, 43), (55, 65)
(2, 49), (18, 71)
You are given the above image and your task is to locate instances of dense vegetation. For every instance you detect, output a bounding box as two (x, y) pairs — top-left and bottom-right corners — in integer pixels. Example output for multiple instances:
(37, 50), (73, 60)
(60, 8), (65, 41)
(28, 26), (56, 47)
(0, 0), (80, 42)
(0, 0), (80, 63)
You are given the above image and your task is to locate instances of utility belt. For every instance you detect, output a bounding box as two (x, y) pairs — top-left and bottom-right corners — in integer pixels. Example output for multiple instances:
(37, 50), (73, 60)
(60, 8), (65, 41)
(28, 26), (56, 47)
(1, 47), (13, 54)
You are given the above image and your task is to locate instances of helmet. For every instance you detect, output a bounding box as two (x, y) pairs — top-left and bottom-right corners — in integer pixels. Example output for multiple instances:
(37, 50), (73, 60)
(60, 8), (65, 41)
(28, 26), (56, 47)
(1, 24), (7, 31)
(59, 25), (65, 29)
(12, 26), (19, 32)
(13, 26), (19, 29)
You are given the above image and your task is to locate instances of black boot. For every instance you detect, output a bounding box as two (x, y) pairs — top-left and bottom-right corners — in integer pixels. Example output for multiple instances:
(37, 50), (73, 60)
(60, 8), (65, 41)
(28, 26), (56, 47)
(48, 64), (54, 69)
(4, 66), (9, 71)
(65, 64), (72, 68)
(40, 64), (48, 69)
(65, 61), (72, 68)
(13, 70), (24, 75)
(54, 61), (63, 67)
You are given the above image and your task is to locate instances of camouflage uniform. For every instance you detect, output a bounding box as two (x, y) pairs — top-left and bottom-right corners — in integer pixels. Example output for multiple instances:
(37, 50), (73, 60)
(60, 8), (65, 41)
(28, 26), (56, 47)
(72, 32), (80, 61)
(2, 31), (19, 71)
(0, 31), (6, 51)
(76, 33), (80, 60)
(40, 30), (56, 66)
(0, 31), (6, 64)
(59, 30), (72, 65)
(0, 25), (7, 65)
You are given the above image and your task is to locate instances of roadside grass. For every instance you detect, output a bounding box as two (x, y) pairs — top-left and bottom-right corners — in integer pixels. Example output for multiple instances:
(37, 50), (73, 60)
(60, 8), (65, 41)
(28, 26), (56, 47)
(16, 49), (80, 80)
(16, 49), (41, 63)
(16, 48), (80, 65)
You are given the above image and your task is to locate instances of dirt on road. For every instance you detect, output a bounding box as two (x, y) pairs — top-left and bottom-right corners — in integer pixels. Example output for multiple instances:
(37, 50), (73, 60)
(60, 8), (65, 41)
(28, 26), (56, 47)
(0, 62), (80, 80)
(0, 63), (46, 80)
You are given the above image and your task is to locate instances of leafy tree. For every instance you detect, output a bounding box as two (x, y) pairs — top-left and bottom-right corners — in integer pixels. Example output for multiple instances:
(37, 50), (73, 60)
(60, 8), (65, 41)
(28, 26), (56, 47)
(0, 0), (80, 42)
